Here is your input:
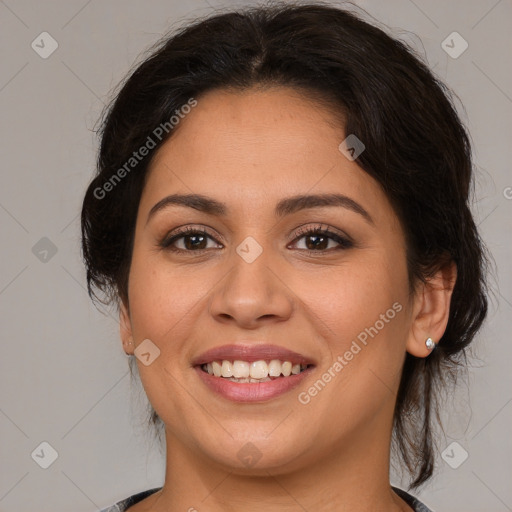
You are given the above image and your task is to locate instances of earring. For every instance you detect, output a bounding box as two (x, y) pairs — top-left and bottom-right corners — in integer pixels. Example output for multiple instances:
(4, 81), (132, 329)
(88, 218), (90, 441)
(425, 337), (435, 350)
(125, 338), (134, 355)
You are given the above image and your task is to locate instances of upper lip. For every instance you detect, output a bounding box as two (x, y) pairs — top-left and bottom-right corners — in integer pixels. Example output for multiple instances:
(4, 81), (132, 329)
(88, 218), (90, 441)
(191, 344), (316, 366)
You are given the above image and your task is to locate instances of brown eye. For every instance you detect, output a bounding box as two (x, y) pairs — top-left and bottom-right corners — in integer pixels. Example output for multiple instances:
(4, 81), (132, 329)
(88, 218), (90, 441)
(289, 226), (353, 252)
(160, 227), (222, 252)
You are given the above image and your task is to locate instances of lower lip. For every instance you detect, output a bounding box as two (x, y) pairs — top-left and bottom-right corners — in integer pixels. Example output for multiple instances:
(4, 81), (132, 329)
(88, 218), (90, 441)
(194, 366), (314, 402)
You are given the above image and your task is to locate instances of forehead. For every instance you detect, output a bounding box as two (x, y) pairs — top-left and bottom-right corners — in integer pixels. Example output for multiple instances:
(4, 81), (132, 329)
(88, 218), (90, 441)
(150, 86), (344, 173)
(140, 86), (393, 226)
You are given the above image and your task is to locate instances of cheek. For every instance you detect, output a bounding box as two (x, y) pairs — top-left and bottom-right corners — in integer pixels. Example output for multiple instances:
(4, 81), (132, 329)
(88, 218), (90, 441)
(307, 255), (409, 408)
(305, 254), (407, 343)
(303, 254), (409, 400)
(125, 254), (204, 422)
(127, 249), (201, 339)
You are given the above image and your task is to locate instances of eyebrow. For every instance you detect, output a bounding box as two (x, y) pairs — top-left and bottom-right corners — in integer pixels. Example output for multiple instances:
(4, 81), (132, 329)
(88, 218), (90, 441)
(146, 192), (374, 225)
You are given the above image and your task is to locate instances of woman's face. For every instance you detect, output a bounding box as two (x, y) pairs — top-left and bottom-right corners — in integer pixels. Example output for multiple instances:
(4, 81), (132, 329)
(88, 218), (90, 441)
(121, 86), (420, 473)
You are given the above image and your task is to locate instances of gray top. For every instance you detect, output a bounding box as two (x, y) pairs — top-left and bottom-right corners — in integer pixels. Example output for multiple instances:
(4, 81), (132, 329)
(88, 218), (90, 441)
(99, 486), (434, 511)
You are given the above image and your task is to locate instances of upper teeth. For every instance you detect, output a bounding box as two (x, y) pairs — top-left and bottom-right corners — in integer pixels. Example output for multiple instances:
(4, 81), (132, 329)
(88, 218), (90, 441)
(202, 360), (308, 379)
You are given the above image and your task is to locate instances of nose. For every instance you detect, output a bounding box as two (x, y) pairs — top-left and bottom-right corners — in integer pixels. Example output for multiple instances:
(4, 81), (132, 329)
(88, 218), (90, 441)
(208, 245), (294, 329)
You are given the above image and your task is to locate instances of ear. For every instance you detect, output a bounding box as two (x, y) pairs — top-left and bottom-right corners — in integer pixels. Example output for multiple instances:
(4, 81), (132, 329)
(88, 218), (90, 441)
(406, 260), (457, 357)
(120, 298), (134, 355)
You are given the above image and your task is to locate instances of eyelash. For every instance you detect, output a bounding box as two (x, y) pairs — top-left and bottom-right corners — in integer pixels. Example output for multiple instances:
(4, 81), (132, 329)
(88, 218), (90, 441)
(159, 224), (353, 254)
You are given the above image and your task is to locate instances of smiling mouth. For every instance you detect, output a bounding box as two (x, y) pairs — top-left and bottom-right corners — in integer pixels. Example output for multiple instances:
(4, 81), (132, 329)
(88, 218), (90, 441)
(200, 359), (312, 383)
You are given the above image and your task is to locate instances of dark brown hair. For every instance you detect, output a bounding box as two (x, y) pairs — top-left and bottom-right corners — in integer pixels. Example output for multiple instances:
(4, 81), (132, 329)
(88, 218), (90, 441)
(81, 1), (488, 489)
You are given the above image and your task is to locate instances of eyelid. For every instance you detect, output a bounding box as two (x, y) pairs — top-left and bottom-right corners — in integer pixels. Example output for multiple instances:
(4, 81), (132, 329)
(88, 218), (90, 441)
(287, 222), (352, 243)
(160, 224), (223, 248)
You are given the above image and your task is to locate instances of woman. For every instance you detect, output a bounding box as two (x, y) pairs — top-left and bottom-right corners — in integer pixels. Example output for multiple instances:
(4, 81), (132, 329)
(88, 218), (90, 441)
(82, 2), (488, 511)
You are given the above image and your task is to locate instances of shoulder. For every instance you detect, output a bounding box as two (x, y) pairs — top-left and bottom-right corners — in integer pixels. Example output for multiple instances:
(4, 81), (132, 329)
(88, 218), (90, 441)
(392, 486), (435, 512)
(98, 487), (162, 512)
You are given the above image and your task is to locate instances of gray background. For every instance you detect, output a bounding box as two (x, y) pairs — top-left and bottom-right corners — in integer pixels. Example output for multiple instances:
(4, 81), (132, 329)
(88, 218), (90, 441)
(0, 0), (510, 511)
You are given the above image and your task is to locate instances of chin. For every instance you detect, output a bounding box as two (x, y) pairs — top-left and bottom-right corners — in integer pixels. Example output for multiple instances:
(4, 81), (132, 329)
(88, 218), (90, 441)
(194, 429), (313, 474)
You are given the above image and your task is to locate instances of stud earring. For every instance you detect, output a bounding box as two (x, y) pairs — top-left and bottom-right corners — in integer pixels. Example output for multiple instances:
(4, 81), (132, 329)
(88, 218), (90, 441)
(125, 338), (134, 355)
(425, 337), (435, 350)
